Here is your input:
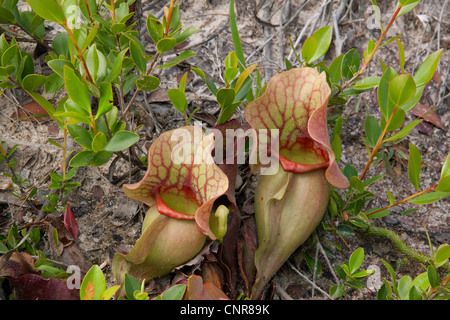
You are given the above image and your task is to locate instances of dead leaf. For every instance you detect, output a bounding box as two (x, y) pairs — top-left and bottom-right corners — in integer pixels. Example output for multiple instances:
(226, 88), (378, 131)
(11, 101), (49, 122)
(412, 104), (446, 130)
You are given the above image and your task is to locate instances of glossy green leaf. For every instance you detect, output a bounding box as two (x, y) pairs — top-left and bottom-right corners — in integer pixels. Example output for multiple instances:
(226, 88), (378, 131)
(26, 0), (66, 24)
(129, 40), (147, 74)
(86, 44), (107, 82)
(366, 207), (390, 219)
(436, 175), (450, 192)
(225, 67), (239, 85)
(104, 48), (128, 83)
(92, 132), (107, 153)
(388, 74), (416, 106)
(408, 285), (422, 300)
(365, 115), (380, 147)
(383, 119), (422, 142)
(349, 247), (364, 274)
(441, 153), (450, 179)
(301, 36), (318, 63)
(435, 244), (450, 268)
(218, 101), (241, 125)
(329, 284), (345, 298)
(398, 275), (412, 300)
(64, 65), (91, 113)
(216, 88), (235, 109)
(342, 49), (360, 79)
(427, 264), (440, 288)
(414, 49), (443, 87)
(158, 50), (196, 69)
(225, 51), (238, 69)
(329, 54), (344, 83)
(96, 83), (114, 120)
(103, 131), (139, 152)
(397, 1), (421, 18)
(91, 150), (113, 167)
(235, 63), (257, 94)
(378, 67), (398, 119)
(67, 124), (91, 144)
(111, 23), (126, 35)
(0, 7), (15, 24)
(21, 74), (46, 91)
(156, 38), (176, 53)
(396, 38), (405, 73)
(408, 143), (421, 190)
(80, 265), (106, 300)
(408, 191), (450, 205)
(308, 26), (333, 63)
(45, 73), (64, 94)
(69, 150), (94, 167)
(229, 0), (246, 71)
(174, 27), (199, 44)
(168, 88), (187, 114)
(24, 90), (58, 124)
(380, 107), (405, 132)
(162, 284), (186, 300)
(124, 273), (141, 300)
(146, 16), (164, 44)
(136, 75), (160, 91)
(81, 23), (98, 52)
(191, 67), (218, 95)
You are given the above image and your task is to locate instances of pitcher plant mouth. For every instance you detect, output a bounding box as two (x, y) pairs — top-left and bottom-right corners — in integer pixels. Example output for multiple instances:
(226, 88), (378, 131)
(122, 125), (229, 239)
(155, 186), (201, 220)
(245, 67), (349, 188)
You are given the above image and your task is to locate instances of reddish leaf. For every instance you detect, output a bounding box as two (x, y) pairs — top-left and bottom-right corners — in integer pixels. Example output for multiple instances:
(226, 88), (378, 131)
(83, 281), (95, 300)
(8, 274), (79, 300)
(184, 275), (229, 300)
(11, 101), (49, 122)
(412, 104), (445, 130)
(64, 203), (79, 240)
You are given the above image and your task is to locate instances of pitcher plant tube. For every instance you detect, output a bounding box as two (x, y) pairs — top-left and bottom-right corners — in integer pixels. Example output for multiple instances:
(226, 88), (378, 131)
(244, 67), (350, 299)
(112, 126), (229, 289)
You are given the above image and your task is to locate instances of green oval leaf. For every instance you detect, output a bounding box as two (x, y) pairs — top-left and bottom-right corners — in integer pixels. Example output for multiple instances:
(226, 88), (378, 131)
(26, 0), (66, 24)
(136, 75), (160, 92)
(309, 26), (332, 62)
(69, 150), (95, 167)
(168, 88), (188, 114)
(216, 88), (236, 109)
(162, 284), (186, 300)
(364, 115), (380, 147)
(378, 67), (399, 119)
(80, 265), (106, 300)
(435, 244), (450, 268)
(388, 74), (416, 106)
(408, 143), (421, 190)
(342, 49), (360, 79)
(156, 37), (176, 53)
(408, 191), (450, 205)
(349, 247), (364, 274)
(64, 65), (91, 113)
(301, 36), (318, 63)
(92, 132), (107, 153)
(436, 175), (450, 192)
(441, 153), (450, 178)
(413, 49), (443, 87)
(21, 74), (46, 91)
(103, 131), (139, 152)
